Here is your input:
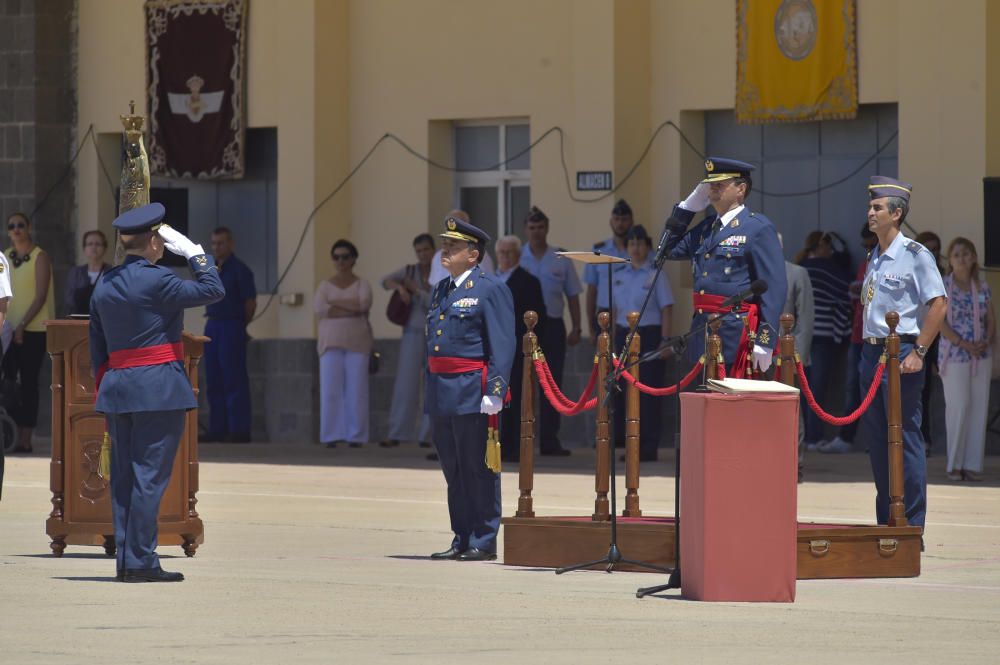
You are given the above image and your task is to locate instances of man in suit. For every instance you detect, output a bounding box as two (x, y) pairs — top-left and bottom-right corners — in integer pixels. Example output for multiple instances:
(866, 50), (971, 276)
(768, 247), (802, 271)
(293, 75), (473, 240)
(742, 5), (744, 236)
(90, 203), (224, 582)
(494, 235), (546, 463)
(662, 157), (788, 376)
(425, 212), (515, 562)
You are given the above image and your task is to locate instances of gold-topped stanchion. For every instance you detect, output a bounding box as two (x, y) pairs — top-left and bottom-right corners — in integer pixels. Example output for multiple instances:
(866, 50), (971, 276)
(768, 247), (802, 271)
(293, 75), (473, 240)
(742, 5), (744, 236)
(885, 312), (907, 527)
(516, 312), (539, 518)
(707, 316), (724, 379)
(593, 312), (611, 521)
(623, 312), (642, 518)
(778, 313), (797, 387)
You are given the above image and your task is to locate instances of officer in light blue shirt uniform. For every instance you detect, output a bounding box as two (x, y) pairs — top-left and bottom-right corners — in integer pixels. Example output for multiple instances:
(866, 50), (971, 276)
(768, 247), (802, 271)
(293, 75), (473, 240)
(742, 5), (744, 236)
(91, 203), (224, 582)
(584, 199), (634, 338)
(611, 225), (674, 461)
(858, 176), (947, 528)
(519, 206), (583, 455)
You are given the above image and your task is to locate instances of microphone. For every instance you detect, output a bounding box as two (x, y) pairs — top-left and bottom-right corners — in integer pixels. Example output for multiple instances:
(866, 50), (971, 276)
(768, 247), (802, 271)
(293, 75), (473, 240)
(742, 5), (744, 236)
(720, 279), (768, 309)
(652, 216), (688, 268)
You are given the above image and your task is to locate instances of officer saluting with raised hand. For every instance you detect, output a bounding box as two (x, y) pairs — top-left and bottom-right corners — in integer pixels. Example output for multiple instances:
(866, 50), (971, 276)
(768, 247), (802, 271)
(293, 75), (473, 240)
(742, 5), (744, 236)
(425, 211), (515, 562)
(663, 157), (787, 376)
(858, 176), (947, 528)
(90, 203), (224, 582)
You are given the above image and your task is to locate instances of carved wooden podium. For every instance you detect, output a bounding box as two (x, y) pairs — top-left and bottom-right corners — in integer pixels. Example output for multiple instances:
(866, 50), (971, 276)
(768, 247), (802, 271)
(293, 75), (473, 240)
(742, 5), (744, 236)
(45, 319), (206, 557)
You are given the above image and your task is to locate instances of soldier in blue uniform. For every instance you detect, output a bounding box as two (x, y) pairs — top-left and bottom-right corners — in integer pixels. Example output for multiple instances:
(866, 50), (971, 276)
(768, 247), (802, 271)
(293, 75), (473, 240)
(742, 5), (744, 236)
(90, 203), (224, 582)
(663, 157), (787, 376)
(202, 226), (257, 443)
(425, 213), (515, 562)
(858, 176), (947, 528)
(584, 199), (634, 341)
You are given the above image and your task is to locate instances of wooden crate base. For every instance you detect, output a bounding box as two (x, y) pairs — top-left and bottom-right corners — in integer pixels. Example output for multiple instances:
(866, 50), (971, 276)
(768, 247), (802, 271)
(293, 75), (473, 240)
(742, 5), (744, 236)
(501, 516), (921, 579)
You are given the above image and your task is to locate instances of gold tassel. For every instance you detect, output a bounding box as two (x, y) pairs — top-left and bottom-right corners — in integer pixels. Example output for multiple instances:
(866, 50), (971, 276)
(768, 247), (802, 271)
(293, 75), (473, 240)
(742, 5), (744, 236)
(98, 431), (112, 481)
(485, 426), (501, 473)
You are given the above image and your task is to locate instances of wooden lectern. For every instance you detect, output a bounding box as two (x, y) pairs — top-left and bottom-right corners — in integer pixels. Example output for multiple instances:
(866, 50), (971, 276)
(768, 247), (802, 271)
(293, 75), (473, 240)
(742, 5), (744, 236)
(45, 319), (206, 557)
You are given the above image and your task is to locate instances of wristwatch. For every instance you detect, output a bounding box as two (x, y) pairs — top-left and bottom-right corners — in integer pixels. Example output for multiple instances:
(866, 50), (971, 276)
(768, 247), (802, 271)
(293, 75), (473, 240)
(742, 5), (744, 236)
(914, 344), (928, 358)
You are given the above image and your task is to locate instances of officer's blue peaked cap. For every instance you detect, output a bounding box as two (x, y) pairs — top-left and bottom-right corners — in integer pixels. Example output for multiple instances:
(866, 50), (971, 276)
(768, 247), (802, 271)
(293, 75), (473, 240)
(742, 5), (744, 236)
(113, 202), (166, 234)
(701, 157), (756, 183)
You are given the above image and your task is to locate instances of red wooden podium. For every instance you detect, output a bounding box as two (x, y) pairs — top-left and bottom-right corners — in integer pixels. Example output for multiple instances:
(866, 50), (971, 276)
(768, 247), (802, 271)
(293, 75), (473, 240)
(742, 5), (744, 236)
(680, 391), (799, 602)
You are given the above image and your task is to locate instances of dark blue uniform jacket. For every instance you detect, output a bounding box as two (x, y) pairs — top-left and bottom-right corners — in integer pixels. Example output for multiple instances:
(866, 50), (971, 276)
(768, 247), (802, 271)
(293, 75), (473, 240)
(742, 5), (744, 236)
(90, 254), (225, 414)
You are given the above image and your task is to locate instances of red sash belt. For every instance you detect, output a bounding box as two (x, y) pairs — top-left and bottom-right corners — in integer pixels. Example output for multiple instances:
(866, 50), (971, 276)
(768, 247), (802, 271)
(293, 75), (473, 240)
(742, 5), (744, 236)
(96, 342), (184, 393)
(692, 293), (760, 378)
(427, 356), (510, 432)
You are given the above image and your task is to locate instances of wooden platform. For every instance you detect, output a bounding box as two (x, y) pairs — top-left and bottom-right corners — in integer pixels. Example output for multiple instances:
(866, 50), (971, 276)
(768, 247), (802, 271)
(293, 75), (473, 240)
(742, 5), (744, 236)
(501, 516), (922, 579)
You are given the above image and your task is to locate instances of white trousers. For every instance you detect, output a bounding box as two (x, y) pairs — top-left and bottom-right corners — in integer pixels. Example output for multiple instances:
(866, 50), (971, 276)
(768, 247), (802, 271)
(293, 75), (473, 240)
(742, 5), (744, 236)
(941, 359), (991, 473)
(319, 349), (370, 444)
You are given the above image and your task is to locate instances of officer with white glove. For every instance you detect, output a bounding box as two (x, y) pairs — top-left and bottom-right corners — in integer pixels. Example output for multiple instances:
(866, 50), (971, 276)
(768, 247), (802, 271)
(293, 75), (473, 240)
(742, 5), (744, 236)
(657, 157), (788, 376)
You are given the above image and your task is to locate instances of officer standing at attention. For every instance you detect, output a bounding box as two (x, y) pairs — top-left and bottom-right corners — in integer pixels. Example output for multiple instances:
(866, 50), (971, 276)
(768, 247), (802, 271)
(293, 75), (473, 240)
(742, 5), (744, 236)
(90, 203), (224, 582)
(584, 199), (634, 341)
(425, 212), (514, 562)
(858, 176), (946, 528)
(663, 158), (787, 376)
(202, 226), (257, 443)
(519, 205), (582, 456)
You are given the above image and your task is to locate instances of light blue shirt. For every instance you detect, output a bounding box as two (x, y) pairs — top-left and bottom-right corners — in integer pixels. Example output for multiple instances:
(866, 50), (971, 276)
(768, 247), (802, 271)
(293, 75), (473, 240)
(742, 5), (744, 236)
(612, 258), (674, 328)
(861, 232), (946, 338)
(583, 237), (629, 309)
(519, 245), (582, 318)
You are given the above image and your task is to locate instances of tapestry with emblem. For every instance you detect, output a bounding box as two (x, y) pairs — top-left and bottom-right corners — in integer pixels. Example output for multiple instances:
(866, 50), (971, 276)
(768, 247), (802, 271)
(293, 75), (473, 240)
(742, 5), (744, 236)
(145, 0), (247, 178)
(735, 0), (857, 124)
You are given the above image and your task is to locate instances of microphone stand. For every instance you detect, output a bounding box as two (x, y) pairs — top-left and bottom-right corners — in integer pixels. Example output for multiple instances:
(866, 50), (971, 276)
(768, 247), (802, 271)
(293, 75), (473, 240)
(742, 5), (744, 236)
(555, 251), (671, 575)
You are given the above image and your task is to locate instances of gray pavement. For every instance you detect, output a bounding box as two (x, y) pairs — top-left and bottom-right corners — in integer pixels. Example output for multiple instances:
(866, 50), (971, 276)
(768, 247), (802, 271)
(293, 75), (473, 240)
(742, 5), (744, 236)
(2, 443), (999, 664)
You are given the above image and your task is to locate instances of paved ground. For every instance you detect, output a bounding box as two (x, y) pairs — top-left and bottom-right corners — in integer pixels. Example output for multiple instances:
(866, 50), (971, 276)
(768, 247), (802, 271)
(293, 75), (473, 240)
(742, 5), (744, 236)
(2, 442), (999, 664)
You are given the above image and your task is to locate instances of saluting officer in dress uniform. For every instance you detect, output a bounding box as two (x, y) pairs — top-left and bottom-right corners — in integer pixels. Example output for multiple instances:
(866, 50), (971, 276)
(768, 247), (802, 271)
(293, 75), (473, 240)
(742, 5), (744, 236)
(663, 157), (787, 376)
(425, 212), (515, 562)
(90, 203), (224, 582)
(858, 176), (947, 528)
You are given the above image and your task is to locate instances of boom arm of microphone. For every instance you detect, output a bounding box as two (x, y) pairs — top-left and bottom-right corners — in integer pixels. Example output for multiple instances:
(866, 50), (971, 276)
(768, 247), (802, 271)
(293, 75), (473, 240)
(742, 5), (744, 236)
(719, 279), (769, 309)
(652, 216), (688, 268)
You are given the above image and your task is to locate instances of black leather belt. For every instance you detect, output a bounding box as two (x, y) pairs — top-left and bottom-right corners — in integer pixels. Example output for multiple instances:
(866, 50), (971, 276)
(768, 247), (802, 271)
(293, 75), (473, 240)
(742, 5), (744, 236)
(864, 335), (918, 345)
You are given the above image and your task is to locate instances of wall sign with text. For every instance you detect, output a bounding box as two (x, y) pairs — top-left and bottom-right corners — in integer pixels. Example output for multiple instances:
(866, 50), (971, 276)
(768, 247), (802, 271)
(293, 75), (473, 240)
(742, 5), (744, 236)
(576, 171), (613, 191)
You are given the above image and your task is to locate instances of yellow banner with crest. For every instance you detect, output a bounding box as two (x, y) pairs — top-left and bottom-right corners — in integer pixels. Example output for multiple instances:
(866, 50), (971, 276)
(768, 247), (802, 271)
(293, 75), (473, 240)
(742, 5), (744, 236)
(736, 0), (857, 124)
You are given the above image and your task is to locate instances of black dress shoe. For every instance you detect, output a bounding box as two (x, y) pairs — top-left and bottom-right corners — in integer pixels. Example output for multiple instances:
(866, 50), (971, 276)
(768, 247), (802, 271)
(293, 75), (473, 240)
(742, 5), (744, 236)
(379, 439), (400, 448)
(227, 432), (251, 444)
(426, 452), (439, 461)
(116, 571), (124, 582)
(419, 441), (432, 448)
(200, 433), (225, 443)
(457, 548), (496, 562)
(540, 447), (571, 457)
(430, 546), (463, 560)
(123, 567), (184, 583)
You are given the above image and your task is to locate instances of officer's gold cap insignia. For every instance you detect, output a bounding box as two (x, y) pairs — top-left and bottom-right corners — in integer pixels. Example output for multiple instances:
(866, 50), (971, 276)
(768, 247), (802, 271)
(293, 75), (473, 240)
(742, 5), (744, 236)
(705, 159), (714, 172)
(447, 219), (457, 231)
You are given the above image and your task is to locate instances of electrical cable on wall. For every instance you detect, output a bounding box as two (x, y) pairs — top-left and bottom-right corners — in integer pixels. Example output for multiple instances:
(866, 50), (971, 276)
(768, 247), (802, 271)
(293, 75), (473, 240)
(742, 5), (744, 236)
(30, 118), (957, 324)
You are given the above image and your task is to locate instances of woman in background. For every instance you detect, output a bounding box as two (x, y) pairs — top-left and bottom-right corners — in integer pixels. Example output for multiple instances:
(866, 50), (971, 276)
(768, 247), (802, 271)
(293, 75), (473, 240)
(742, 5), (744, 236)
(380, 233), (435, 449)
(3, 212), (54, 454)
(938, 237), (995, 481)
(64, 230), (111, 315)
(314, 239), (373, 448)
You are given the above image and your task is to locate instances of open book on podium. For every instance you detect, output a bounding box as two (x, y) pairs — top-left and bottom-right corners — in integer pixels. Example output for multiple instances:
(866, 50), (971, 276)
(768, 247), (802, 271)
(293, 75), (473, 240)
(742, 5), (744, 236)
(706, 378), (799, 394)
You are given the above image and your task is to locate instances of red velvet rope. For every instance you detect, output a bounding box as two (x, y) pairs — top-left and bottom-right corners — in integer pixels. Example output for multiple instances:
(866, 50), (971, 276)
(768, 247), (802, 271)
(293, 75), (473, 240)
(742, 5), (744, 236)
(533, 358), (599, 415)
(796, 359), (885, 426)
(612, 357), (705, 396)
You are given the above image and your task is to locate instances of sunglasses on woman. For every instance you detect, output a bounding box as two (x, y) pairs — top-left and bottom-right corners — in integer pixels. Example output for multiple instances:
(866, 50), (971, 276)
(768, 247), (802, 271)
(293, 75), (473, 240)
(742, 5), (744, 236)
(8, 222), (26, 230)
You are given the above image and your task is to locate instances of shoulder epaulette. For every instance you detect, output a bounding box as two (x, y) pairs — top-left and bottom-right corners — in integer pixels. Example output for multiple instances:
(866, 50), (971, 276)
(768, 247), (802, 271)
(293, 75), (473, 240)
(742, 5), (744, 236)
(905, 241), (925, 255)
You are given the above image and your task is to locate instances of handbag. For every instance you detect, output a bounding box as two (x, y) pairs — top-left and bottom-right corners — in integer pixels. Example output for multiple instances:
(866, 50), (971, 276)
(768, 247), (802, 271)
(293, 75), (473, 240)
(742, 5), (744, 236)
(385, 265), (414, 326)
